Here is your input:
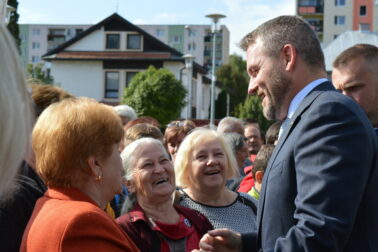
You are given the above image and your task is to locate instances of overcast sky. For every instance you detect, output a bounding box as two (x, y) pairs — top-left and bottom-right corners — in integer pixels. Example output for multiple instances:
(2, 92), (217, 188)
(18, 0), (295, 55)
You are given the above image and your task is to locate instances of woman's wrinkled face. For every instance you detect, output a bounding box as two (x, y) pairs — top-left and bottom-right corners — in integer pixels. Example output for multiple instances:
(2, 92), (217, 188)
(188, 139), (228, 192)
(130, 143), (175, 203)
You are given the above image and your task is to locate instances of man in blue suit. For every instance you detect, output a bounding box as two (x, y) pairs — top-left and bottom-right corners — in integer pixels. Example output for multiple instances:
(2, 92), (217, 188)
(195, 15), (378, 252)
(332, 44), (378, 137)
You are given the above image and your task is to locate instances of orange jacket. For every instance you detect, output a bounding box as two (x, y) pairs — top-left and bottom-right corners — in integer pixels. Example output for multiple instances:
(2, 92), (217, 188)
(20, 187), (140, 252)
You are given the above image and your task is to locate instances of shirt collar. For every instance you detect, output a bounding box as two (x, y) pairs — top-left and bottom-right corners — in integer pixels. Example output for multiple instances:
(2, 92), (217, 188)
(287, 78), (328, 119)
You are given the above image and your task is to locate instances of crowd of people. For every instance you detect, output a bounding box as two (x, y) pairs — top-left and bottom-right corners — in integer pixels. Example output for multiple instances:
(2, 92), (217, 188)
(1, 14), (378, 252)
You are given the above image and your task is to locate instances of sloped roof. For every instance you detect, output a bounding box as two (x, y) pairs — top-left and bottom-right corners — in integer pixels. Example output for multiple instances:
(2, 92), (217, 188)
(323, 31), (378, 71)
(43, 13), (207, 74)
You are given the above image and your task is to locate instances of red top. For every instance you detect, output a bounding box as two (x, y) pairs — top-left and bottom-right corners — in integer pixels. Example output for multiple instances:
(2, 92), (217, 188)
(238, 165), (255, 193)
(154, 214), (201, 252)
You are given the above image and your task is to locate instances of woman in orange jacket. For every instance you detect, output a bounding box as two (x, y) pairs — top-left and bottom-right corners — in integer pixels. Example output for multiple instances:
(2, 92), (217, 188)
(20, 98), (139, 252)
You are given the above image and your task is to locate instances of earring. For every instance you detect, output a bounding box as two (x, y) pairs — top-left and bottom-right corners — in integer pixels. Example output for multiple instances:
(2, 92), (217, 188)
(95, 175), (102, 181)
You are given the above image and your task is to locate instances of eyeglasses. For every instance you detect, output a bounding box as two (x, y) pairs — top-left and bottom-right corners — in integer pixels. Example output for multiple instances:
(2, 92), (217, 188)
(166, 121), (185, 128)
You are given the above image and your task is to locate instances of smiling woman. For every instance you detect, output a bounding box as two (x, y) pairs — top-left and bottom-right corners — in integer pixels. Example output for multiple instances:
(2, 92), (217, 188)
(117, 138), (213, 252)
(175, 128), (258, 233)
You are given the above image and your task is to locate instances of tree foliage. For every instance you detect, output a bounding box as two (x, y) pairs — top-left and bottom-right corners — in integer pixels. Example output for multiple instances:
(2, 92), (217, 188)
(26, 63), (54, 85)
(236, 94), (272, 132)
(122, 66), (187, 125)
(216, 54), (249, 115)
(7, 0), (20, 47)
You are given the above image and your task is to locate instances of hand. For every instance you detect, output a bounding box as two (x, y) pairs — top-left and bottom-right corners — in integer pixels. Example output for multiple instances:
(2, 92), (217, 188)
(193, 228), (242, 252)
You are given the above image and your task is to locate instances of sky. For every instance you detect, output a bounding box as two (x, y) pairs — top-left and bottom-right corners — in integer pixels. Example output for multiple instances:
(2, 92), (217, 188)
(18, 0), (295, 55)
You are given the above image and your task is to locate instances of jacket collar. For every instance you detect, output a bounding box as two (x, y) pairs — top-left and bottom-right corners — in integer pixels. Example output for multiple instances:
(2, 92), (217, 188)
(45, 186), (98, 207)
(256, 81), (334, 244)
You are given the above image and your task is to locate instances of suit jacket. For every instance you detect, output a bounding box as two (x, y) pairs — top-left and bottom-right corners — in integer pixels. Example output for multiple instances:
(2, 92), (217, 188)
(20, 187), (140, 252)
(245, 82), (378, 252)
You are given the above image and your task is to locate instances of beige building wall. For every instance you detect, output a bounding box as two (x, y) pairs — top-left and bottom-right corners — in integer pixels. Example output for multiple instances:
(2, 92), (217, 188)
(323, 0), (353, 46)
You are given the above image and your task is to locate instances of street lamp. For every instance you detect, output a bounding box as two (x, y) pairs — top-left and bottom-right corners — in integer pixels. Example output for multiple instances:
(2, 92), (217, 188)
(206, 13), (226, 127)
(183, 54), (195, 119)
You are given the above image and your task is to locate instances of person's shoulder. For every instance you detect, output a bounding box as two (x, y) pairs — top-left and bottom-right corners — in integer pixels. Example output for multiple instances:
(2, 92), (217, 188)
(237, 192), (258, 213)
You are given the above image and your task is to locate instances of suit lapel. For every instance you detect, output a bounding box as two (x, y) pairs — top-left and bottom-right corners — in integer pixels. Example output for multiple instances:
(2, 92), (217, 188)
(256, 81), (334, 246)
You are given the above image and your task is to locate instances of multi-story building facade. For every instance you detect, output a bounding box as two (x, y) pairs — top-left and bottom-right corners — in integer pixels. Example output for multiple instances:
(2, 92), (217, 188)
(139, 24), (230, 69)
(297, 0), (378, 46)
(19, 24), (91, 68)
(19, 22), (230, 71)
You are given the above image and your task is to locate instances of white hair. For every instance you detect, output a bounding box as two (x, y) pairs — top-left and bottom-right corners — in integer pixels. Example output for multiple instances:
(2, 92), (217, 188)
(114, 104), (137, 120)
(120, 137), (168, 181)
(0, 24), (32, 196)
(217, 116), (244, 134)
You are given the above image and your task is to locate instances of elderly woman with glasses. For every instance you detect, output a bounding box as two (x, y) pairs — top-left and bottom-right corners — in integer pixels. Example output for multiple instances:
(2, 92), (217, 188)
(20, 98), (139, 252)
(164, 120), (196, 163)
(116, 138), (213, 252)
(175, 128), (257, 234)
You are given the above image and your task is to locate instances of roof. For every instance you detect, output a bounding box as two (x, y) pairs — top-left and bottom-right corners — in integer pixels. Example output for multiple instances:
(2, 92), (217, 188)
(323, 31), (378, 71)
(42, 13), (207, 74)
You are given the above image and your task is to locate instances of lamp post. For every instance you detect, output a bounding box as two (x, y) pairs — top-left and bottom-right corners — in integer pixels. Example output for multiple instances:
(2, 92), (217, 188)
(206, 13), (226, 127)
(183, 54), (195, 119)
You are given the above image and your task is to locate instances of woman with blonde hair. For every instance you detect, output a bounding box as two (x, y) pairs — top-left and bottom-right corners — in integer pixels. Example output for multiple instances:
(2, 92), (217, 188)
(175, 128), (257, 234)
(20, 98), (139, 252)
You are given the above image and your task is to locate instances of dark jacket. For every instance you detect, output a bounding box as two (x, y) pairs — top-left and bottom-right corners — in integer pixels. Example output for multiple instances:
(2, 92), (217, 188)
(116, 203), (213, 252)
(0, 162), (47, 252)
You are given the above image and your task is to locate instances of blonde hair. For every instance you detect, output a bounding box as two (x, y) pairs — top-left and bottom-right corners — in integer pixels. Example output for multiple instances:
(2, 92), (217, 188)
(32, 97), (123, 187)
(174, 128), (239, 188)
(0, 25), (33, 195)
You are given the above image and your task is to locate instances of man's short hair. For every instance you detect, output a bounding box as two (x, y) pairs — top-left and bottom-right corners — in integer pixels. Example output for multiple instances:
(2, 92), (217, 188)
(333, 44), (378, 69)
(251, 144), (275, 179)
(240, 15), (325, 71)
(217, 116), (244, 135)
(114, 105), (137, 121)
(265, 121), (282, 145)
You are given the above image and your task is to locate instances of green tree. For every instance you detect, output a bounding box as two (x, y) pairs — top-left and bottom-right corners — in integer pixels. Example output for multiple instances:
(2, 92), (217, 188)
(216, 54), (249, 116)
(122, 66), (187, 125)
(236, 94), (272, 132)
(27, 63), (54, 85)
(7, 0), (20, 47)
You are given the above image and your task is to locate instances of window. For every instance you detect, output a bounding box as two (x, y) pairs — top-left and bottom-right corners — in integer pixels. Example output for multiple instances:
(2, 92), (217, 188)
(360, 6), (367, 16)
(188, 42), (196, 51)
(75, 29), (83, 35)
(32, 42), (40, 49)
(106, 34), (120, 49)
(359, 23), (370, 31)
(105, 72), (119, 98)
(127, 34), (142, 50)
(126, 71), (138, 87)
(334, 16), (345, 25)
(335, 0), (345, 6)
(156, 29), (165, 37)
(172, 35), (182, 43)
(32, 29), (40, 35)
(31, 56), (40, 63)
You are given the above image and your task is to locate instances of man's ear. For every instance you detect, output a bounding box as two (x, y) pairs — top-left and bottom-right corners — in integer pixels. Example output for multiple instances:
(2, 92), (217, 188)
(87, 156), (102, 179)
(125, 180), (135, 193)
(255, 171), (264, 184)
(281, 44), (297, 72)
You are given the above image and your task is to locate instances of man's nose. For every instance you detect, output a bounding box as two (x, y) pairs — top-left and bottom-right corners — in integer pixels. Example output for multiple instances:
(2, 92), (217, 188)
(248, 78), (257, 95)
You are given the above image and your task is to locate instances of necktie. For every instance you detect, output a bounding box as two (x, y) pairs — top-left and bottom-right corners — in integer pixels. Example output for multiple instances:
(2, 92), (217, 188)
(278, 117), (290, 140)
